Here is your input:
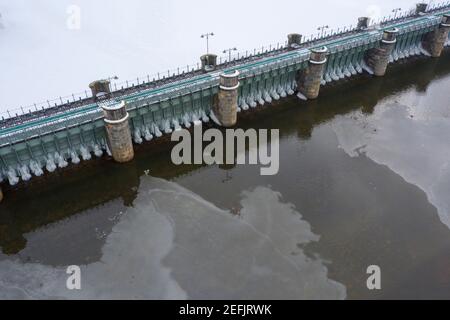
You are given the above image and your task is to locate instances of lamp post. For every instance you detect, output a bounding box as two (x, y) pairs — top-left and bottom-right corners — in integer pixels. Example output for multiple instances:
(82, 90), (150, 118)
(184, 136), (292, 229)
(107, 75), (119, 82)
(107, 75), (119, 95)
(223, 47), (237, 61)
(317, 25), (329, 37)
(392, 7), (402, 19)
(201, 32), (215, 54)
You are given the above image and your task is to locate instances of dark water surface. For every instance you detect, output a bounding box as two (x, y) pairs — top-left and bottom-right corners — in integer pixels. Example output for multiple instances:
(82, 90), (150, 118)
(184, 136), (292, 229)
(1, 52), (450, 299)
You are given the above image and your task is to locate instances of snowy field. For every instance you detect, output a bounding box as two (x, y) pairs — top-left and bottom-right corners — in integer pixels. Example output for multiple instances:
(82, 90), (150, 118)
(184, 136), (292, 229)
(0, 0), (420, 114)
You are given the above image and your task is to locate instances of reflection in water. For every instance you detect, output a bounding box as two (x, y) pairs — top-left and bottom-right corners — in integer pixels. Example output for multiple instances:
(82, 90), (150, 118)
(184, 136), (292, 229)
(0, 177), (346, 299)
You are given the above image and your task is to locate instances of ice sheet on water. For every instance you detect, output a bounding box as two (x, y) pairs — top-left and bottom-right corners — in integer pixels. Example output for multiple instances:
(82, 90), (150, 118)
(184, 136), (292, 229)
(332, 102), (450, 228)
(0, 177), (346, 299)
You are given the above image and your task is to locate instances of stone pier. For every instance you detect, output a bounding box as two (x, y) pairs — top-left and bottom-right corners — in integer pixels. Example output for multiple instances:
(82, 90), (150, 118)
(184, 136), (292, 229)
(422, 14), (450, 57)
(214, 71), (240, 127)
(101, 101), (134, 163)
(296, 46), (328, 100)
(364, 28), (398, 76)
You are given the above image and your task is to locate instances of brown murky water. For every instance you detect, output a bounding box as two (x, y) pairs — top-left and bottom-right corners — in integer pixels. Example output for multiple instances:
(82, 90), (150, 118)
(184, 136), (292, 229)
(1, 52), (450, 299)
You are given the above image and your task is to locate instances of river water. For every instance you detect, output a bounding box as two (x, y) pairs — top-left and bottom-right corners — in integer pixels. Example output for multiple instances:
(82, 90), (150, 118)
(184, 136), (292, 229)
(1, 52), (450, 299)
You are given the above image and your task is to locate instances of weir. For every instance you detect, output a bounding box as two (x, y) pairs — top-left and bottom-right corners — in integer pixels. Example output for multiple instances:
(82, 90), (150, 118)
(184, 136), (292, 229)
(1, 2), (450, 199)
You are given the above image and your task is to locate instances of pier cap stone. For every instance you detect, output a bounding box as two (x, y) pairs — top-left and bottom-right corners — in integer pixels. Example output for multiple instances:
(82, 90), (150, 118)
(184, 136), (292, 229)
(309, 46), (328, 64)
(288, 33), (303, 47)
(219, 70), (240, 90)
(415, 3), (428, 16)
(382, 28), (399, 44)
(100, 99), (134, 163)
(100, 100), (128, 123)
(200, 54), (218, 72)
(89, 79), (111, 100)
(357, 17), (370, 30)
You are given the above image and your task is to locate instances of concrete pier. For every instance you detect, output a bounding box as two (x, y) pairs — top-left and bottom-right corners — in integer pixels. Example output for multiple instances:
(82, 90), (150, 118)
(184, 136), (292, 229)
(201, 54), (218, 72)
(89, 80), (111, 100)
(101, 101), (134, 163)
(296, 46), (328, 100)
(365, 28), (398, 76)
(215, 71), (239, 127)
(422, 14), (450, 57)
